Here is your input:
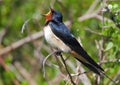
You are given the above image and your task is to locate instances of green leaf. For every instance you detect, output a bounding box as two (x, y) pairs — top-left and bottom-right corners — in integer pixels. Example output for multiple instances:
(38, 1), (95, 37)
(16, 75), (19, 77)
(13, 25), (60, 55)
(105, 42), (113, 51)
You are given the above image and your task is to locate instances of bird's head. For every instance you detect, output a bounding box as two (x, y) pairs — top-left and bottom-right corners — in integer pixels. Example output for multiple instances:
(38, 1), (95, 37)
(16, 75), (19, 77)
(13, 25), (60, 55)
(43, 8), (63, 23)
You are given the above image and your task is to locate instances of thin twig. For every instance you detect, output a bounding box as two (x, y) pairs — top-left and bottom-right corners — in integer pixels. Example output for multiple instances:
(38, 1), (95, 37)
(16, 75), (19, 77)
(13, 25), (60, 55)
(95, 40), (117, 84)
(86, 0), (99, 14)
(59, 54), (76, 85)
(95, 1), (106, 85)
(75, 62), (91, 85)
(100, 58), (119, 64)
(109, 70), (120, 85)
(0, 29), (7, 44)
(101, 5), (105, 61)
(42, 50), (59, 78)
(85, 28), (103, 36)
(71, 71), (90, 77)
(21, 19), (31, 33)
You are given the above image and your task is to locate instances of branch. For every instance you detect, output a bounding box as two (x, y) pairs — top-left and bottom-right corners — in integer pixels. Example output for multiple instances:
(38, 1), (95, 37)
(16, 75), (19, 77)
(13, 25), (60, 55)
(0, 56), (20, 85)
(109, 70), (120, 85)
(0, 56), (9, 71)
(0, 19), (71, 57)
(75, 62), (91, 85)
(59, 53), (76, 85)
(43, 50), (60, 78)
(78, 12), (112, 22)
(14, 62), (37, 85)
(77, 0), (111, 22)
(85, 28), (103, 36)
(86, 0), (100, 14)
(0, 31), (43, 56)
(0, 29), (7, 44)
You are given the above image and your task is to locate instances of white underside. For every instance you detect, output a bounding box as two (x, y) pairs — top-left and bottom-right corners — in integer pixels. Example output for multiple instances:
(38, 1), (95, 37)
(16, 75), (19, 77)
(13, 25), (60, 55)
(43, 25), (71, 53)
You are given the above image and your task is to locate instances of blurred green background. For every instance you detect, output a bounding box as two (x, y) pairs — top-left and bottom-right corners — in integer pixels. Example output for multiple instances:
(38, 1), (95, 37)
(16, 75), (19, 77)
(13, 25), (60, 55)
(0, 0), (120, 85)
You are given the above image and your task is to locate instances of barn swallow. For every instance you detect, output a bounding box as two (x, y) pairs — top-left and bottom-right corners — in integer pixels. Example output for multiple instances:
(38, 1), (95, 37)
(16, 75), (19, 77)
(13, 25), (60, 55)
(43, 8), (104, 75)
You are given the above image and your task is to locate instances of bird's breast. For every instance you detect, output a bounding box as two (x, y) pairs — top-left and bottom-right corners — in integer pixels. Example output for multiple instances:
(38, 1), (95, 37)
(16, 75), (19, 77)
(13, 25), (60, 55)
(43, 25), (71, 53)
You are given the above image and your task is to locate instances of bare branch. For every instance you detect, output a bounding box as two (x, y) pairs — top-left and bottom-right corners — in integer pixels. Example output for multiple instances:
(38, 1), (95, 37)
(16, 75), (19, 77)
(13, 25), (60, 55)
(86, 0), (100, 14)
(77, 0), (112, 23)
(0, 29), (7, 44)
(85, 28), (103, 36)
(14, 62), (37, 85)
(21, 19), (31, 33)
(43, 50), (60, 78)
(0, 31), (43, 56)
(109, 70), (120, 85)
(76, 62), (91, 85)
(0, 56), (9, 71)
(0, 56), (20, 85)
(59, 54), (76, 85)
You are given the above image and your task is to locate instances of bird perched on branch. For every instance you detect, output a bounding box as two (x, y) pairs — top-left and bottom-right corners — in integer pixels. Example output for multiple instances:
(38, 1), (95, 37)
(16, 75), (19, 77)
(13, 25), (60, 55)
(43, 7), (104, 75)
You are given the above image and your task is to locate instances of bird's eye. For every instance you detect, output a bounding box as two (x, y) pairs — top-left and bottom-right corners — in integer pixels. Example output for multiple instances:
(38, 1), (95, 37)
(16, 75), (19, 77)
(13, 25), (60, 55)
(51, 10), (54, 13)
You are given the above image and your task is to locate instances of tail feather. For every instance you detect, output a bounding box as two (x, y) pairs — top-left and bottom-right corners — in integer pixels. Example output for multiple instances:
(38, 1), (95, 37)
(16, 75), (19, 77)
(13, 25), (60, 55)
(71, 50), (104, 75)
(75, 48), (104, 72)
(76, 58), (117, 84)
(76, 58), (102, 75)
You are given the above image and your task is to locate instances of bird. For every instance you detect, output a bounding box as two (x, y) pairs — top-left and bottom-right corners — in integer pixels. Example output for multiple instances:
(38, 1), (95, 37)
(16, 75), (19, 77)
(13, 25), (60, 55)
(42, 7), (104, 75)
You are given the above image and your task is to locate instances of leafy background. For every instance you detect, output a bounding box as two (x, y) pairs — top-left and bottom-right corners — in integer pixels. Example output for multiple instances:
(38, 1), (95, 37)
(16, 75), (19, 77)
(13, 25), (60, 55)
(0, 0), (120, 85)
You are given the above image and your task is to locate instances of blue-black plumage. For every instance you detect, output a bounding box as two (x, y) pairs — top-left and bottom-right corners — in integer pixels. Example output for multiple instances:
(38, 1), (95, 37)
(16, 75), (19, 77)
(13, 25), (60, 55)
(43, 8), (104, 75)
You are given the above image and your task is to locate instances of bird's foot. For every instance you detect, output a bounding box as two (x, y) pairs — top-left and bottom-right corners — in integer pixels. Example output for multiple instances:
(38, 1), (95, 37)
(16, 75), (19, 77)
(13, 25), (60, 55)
(55, 50), (62, 56)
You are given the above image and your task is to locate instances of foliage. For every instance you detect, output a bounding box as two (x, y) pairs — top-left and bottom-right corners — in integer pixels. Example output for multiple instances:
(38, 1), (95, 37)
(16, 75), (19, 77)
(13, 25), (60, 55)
(0, 0), (120, 85)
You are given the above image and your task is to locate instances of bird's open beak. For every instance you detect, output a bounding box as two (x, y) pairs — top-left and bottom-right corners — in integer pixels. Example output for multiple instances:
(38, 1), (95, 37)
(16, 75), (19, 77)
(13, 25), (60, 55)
(43, 7), (54, 22)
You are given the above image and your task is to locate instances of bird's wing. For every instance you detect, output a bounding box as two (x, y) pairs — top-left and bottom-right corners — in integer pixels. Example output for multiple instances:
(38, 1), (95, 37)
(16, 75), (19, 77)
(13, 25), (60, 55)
(49, 22), (104, 75)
